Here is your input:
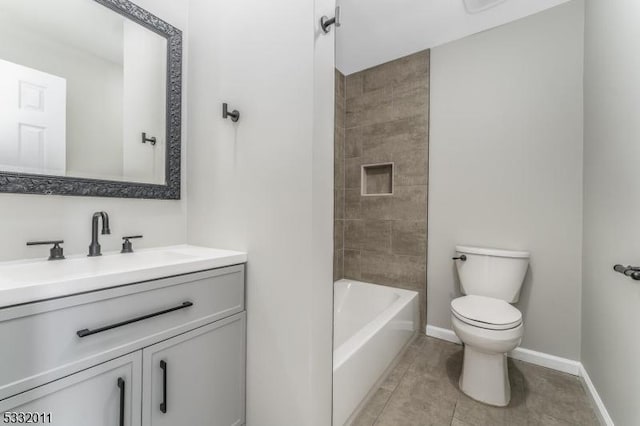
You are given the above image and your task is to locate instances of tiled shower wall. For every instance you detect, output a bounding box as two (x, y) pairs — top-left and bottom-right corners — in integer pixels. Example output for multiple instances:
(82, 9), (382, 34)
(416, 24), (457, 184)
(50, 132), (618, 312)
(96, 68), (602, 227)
(334, 50), (430, 330)
(334, 68), (346, 280)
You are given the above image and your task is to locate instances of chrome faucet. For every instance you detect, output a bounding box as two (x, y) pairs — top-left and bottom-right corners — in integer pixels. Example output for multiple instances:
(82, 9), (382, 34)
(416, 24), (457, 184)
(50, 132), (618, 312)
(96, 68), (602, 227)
(88, 211), (111, 257)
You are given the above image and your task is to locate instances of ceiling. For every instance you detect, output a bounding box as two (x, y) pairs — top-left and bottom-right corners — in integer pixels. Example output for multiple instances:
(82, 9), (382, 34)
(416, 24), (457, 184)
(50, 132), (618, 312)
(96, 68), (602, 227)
(336, 0), (572, 75)
(0, 0), (127, 65)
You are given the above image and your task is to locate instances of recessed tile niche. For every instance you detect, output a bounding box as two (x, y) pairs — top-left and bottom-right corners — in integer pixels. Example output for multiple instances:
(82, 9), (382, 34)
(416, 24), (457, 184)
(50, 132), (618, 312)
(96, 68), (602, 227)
(361, 163), (394, 196)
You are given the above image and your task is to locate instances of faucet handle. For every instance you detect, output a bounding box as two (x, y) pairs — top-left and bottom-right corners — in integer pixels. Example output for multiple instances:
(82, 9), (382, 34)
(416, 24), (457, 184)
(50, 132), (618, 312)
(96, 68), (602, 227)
(27, 240), (65, 261)
(121, 235), (143, 254)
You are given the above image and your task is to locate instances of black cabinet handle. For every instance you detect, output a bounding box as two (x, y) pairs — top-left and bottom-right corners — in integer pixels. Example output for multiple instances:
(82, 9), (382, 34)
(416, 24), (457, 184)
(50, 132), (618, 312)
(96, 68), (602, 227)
(76, 302), (194, 338)
(452, 255), (467, 261)
(117, 377), (125, 426)
(160, 360), (168, 414)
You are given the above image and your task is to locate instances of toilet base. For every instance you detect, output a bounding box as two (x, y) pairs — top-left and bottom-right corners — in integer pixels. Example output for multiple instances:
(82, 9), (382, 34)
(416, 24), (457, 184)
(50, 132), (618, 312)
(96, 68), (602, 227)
(459, 345), (511, 407)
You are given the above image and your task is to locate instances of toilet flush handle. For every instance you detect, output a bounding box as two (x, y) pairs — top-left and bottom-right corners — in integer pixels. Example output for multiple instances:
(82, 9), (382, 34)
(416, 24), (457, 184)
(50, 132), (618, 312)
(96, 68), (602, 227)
(452, 255), (467, 261)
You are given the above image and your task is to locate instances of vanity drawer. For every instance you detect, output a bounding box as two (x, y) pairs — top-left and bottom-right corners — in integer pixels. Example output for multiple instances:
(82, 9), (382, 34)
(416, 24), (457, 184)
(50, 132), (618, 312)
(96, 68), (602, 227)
(0, 265), (244, 400)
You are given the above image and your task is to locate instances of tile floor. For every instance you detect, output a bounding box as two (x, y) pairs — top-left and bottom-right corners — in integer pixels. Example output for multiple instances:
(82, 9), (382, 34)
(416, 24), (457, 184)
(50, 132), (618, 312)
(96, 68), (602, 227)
(352, 335), (599, 426)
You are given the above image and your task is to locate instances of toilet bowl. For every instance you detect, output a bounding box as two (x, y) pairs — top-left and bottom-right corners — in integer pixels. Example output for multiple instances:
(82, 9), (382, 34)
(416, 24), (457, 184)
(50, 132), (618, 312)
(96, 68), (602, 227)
(451, 295), (523, 406)
(451, 246), (529, 407)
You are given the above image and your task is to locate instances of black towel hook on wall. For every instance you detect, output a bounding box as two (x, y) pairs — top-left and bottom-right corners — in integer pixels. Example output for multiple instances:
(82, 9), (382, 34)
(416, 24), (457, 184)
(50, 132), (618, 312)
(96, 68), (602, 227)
(613, 264), (640, 280)
(321, 7), (341, 33)
(141, 132), (157, 146)
(222, 103), (240, 122)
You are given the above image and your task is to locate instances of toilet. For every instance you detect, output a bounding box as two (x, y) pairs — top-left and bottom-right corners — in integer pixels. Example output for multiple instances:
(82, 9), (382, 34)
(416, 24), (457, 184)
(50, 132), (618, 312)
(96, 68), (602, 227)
(451, 245), (530, 407)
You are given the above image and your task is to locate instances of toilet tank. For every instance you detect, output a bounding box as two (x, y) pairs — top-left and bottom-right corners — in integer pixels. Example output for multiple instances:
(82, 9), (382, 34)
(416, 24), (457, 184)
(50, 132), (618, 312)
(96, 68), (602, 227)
(454, 245), (530, 303)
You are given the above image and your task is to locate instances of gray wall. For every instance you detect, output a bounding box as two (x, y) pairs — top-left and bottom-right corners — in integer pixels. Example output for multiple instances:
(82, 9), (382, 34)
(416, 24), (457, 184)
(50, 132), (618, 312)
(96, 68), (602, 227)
(428, 1), (584, 359)
(583, 0), (640, 423)
(0, 0), (188, 262)
(336, 51), (430, 330)
(186, 0), (334, 423)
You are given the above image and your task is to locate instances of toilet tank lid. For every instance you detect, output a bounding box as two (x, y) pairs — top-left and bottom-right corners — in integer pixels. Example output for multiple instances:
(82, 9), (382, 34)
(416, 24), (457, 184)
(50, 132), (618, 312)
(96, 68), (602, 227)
(456, 245), (530, 259)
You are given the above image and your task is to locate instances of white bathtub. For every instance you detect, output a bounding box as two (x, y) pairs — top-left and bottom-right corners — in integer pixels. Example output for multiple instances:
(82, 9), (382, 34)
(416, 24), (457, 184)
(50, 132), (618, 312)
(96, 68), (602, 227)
(333, 279), (419, 426)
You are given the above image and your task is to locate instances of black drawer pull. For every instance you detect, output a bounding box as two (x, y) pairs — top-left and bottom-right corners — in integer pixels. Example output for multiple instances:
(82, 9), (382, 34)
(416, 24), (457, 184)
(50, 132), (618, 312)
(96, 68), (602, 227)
(76, 301), (194, 338)
(160, 360), (168, 413)
(117, 377), (125, 426)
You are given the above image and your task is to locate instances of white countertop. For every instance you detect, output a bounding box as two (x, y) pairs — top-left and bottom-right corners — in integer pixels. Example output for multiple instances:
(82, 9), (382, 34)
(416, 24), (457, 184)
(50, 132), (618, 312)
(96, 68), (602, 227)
(0, 245), (247, 308)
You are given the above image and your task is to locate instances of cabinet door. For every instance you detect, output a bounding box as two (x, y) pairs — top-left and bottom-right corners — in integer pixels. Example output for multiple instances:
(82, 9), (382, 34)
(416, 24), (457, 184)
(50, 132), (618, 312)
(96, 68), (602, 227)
(142, 313), (245, 426)
(0, 352), (142, 426)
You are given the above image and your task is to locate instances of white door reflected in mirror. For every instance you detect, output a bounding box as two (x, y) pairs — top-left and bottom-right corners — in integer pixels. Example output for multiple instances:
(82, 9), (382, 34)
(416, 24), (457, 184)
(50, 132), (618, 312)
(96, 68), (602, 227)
(0, 60), (66, 176)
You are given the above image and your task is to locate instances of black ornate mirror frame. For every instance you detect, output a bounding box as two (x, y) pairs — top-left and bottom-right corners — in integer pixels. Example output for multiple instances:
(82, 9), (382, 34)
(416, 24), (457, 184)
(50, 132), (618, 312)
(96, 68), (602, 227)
(0, 0), (182, 199)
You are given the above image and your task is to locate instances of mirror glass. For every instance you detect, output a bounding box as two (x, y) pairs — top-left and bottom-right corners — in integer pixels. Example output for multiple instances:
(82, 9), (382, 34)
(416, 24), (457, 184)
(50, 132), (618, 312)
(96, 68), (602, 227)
(0, 0), (167, 184)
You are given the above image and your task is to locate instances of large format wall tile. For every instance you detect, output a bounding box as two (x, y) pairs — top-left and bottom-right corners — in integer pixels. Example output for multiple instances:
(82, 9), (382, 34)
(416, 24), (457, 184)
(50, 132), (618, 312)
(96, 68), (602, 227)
(388, 186), (428, 221)
(394, 148), (428, 187)
(345, 157), (362, 189)
(334, 219), (344, 251)
(362, 50), (430, 93)
(345, 189), (362, 219)
(392, 221), (427, 257)
(334, 189), (344, 220)
(334, 69), (346, 281)
(393, 80), (429, 121)
(360, 252), (427, 291)
(359, 117), (428, 160)
(344, 249), (362, 279)
(344, 220), (393, 253)
(334, 128), (345, 190)
(335, 99), (345, 130)
(346, 87), (394, 128)
(336, 49), (430, 331)
(343, 220), (362, 250)
(346, 73), (364, 100)
(360, 195), (395, 220)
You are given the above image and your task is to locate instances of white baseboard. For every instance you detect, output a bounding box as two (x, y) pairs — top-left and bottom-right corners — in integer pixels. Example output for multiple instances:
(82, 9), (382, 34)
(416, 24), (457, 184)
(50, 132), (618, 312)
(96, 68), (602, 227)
(579, 364), (614, 426)
(425, 325), (580, 375)
(425, 325), (462, 344)
(509, 347), (581, 376)
(426, 325), (613, 425)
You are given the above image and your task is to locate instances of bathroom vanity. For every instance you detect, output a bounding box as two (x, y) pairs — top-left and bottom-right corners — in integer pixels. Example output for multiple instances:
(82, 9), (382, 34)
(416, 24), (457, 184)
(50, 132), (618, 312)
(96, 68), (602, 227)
(0, 245), (247, 426)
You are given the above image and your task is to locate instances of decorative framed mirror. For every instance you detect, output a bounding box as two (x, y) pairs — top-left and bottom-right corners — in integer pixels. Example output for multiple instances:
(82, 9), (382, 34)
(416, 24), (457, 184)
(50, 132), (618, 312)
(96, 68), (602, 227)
(0, 0), (182, 199)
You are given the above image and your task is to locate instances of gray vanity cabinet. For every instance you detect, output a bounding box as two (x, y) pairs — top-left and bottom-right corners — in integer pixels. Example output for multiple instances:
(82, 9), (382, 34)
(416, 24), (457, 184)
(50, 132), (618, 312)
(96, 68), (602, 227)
(0, 265), (246, 426)
(0, 352), (142, 426)
(142, 314), (246, 426)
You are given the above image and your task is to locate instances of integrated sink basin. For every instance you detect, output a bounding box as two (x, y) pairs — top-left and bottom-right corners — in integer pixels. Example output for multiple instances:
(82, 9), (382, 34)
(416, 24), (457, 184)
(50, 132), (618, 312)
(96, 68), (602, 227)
(0, 245), (247, 307)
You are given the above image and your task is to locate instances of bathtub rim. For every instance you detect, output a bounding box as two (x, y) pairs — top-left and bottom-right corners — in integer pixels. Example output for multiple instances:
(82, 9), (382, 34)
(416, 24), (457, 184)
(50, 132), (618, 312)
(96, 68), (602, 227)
(333, 279), (419, 371)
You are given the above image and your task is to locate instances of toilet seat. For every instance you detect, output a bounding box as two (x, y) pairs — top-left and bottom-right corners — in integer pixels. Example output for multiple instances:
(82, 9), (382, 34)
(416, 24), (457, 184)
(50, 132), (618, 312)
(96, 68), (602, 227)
(451, 295), (522, 330)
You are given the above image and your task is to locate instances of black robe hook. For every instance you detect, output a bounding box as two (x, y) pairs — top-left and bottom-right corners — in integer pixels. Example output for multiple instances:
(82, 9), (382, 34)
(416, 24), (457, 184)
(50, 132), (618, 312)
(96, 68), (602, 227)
(222, 103), (240, 122)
